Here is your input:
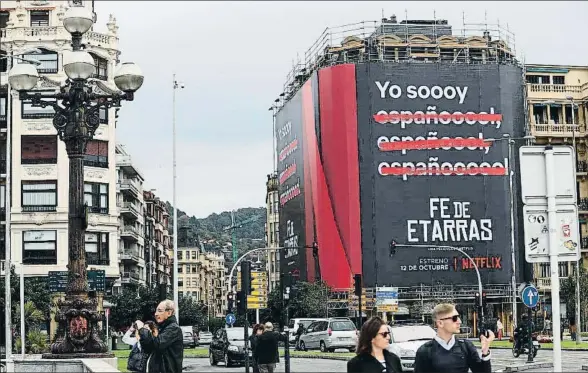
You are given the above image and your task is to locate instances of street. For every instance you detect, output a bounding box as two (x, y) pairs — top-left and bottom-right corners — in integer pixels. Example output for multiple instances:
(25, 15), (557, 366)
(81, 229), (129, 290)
(183, 349), (588, 372)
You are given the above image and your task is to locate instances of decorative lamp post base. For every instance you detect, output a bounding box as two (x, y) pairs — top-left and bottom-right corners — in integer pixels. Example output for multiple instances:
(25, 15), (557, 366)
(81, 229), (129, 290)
(45, 297), (109, 355)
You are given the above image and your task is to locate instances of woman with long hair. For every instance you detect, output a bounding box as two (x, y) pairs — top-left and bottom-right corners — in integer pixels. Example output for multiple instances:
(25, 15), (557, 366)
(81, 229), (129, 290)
(347, 317), (402, 373)
(249, 324), (264, 373)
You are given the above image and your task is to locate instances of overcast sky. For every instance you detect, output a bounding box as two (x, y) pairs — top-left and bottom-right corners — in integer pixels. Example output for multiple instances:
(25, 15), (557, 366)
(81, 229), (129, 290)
(93, 1), (588, 218)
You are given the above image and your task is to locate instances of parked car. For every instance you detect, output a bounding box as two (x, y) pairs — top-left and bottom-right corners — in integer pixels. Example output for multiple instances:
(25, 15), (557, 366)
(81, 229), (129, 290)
(180, 326), (198, 348)
(298, 317), (357, 352)
(199, 331), (213, 344)
(386, 323), (436, 371)
(209, 327), (253, 367)
(288, 318), (322, 345)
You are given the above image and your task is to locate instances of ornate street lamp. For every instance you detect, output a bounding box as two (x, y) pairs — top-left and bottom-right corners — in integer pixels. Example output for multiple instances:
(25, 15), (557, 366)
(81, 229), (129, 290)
(8, 5), (143, 356)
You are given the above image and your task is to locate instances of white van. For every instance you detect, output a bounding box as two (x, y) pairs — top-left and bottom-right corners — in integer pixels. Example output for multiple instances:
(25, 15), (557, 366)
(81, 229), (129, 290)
(288, 318), (323, 344)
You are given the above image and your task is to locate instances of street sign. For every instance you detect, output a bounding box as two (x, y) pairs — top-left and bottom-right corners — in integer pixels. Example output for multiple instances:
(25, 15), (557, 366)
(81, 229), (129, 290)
(226, 313), (236, 326)
(521, 285), (539, 308)
(251, 271), (267, 278)
(375, 287), (399, 312)
(247, 296), (266, 303)
(251, 290), (267, 296)
(519, 146), (576, 206)
(48, 270), (106, 292)
(247, 303), (267, 309)
(523, 205), (580, 263)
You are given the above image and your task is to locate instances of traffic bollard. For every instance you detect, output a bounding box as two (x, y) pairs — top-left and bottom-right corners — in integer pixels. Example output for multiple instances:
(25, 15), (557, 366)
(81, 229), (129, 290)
(284, 329), (290, 373)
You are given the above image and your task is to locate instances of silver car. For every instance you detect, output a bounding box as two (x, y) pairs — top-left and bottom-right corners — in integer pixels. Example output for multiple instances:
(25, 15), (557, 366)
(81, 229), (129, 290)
(387, 324), (436, 371)
(299, 317), (358, 352)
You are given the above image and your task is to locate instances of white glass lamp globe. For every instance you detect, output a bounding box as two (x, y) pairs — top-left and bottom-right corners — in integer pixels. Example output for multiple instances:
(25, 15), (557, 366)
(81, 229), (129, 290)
(63, 6), (94, 34)
(114, 62), (144, 92)
(63, 50), (95, 80)
(8, 63), (39, 91)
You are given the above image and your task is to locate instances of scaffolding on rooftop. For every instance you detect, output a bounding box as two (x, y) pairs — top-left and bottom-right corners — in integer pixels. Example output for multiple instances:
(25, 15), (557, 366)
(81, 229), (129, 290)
(276, 12), (518, 108)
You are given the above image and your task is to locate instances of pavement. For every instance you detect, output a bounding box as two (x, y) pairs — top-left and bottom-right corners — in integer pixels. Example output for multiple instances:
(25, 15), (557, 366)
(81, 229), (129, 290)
(184, 349), (588, 372)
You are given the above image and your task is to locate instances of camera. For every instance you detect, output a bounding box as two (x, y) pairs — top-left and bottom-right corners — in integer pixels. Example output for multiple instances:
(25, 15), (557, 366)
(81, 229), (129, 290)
(478, 317), (497, 339)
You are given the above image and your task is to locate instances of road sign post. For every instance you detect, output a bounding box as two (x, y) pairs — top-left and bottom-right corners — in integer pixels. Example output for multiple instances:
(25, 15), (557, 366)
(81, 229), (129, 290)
(520, 145), (580, 372)
(521, 285), (538, 363)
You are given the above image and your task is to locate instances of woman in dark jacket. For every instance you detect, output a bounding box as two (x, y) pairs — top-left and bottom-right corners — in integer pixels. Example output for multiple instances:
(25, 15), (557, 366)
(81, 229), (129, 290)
(347, 317), (402, 373)
(248, 324), (263, 373)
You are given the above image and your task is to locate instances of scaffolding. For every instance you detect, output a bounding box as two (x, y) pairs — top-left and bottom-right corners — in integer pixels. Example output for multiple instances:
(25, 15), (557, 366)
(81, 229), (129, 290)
(276, 12), (518, 107)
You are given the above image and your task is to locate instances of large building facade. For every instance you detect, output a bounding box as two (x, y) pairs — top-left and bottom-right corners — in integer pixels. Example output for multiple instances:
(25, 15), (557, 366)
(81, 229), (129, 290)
(1, 1), (121, 288)
(525, 65), (588, 301)
(178, 246), (226, 317)
(265, 173), (280, 292)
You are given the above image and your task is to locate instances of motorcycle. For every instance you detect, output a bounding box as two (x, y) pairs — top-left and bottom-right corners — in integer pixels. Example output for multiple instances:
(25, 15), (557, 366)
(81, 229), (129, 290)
(512, 331), (540, 358)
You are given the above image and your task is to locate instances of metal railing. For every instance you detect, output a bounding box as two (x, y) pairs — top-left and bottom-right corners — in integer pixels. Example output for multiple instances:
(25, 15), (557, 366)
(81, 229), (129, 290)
(578, 161), (588, 173)
(579, 198), (588, 211)
(277, 18), (517, 104)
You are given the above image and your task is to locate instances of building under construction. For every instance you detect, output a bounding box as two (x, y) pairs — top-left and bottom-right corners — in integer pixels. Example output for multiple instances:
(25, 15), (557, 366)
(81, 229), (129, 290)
(273, 14), (525, 335)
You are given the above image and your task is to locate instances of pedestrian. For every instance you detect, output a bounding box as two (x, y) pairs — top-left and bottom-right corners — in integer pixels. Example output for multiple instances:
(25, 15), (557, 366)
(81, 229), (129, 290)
(249, 324), (264, 373)
(347, 316), (402, 373)
(255, 322), (287, 373)
(414, 303), (494, 373)
(139, 299), (183, 373)
(295, 323), (305, 350)
(122, 321), (148, 372)
(496, 319), (503, 340)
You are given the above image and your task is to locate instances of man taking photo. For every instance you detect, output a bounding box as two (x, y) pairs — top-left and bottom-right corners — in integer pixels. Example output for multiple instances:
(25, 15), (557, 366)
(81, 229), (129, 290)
(414, 303), (494, 373)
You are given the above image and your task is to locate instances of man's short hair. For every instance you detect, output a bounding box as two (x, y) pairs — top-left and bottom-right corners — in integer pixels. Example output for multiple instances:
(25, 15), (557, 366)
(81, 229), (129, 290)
(264, 322), (273, 331)
(432, 303), (455, 321)
(159, 299), (176, 315)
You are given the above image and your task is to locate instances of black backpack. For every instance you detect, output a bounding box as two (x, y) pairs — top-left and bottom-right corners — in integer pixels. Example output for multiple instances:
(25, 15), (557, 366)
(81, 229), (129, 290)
(127, 343), (147, 372)
(423, 339), (471, 367)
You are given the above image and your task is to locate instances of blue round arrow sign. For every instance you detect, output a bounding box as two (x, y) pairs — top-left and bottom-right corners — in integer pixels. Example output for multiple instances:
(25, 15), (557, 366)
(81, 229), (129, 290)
(226, 313), (236, 326)
(521, 286), (539, 308)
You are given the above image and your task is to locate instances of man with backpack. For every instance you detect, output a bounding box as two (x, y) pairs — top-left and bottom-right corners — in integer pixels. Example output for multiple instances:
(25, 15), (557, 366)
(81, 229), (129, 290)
(414, 303), (494, 373)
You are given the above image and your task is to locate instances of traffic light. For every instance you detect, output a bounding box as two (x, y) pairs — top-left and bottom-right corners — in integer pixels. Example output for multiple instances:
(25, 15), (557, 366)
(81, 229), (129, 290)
(227, 293), (234, 312)
(353, 274), (362, 296)
(475, 291), (488, 307)
(389, 240), (397, 256)
(312, 242), (318, 258)
(241, 260), (253, 294)
(236, 290), (246, 315)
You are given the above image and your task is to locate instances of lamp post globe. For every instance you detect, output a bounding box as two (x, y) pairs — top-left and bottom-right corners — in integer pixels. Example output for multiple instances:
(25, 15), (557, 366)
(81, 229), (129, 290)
(63, 5), (94, 35)
(63, 50), (95, 80)
(8, 63), (39, 91)
(114, 62), (144, 92)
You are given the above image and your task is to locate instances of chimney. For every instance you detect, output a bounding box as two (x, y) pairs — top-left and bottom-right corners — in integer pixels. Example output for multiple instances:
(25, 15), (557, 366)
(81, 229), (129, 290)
(390, 14), (397, 23)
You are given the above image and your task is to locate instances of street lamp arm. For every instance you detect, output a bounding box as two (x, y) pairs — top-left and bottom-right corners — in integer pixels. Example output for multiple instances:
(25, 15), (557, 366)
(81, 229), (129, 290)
(227, 245), (317, 293)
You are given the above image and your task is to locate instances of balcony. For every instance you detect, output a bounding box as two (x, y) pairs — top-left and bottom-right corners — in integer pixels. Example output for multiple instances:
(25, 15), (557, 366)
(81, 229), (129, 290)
(120, 201), (140, 220)
(536, 277), (567, 290)
(119, 179), (140, 197)
(530, 123), (584, 138)
(119, 248), (143, 264)
(120, 225), (140, 241)
(1, 26), (117, 49)
(120, 271), (142, 285)
(579, 198), (588, 213)
(527, 83), (588, 101)
(578, 161), (588, 175)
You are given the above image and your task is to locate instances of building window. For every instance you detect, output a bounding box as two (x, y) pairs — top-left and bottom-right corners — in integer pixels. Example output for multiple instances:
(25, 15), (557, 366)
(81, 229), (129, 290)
(18, 48), (58, 74)
(22, 181), (57, 212)
(99, 107), (108, 124)
(0, 11), (8, 29)
(30, 10), (49, 27)
(21, 135), (58, 164)
(91, 54), (108, 80)
(22, 98), (56, 119)
(552, 76), (565, 85)
(178, 251), (183, 260)
(85, 232), (109, 265)
(23, 230), (57, 264)
(0, 51), (6, 74)
(0, 96), (6, 126)
(85, 140), (108, 168)
(84, 182), (108, 214)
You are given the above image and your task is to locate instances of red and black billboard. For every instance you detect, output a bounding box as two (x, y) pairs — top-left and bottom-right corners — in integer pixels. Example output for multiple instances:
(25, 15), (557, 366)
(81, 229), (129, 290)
(276, 63), (525, 290)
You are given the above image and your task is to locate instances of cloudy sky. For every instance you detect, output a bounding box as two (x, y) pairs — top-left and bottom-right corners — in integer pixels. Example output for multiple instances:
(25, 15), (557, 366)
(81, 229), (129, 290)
(93, 1), (588, 218)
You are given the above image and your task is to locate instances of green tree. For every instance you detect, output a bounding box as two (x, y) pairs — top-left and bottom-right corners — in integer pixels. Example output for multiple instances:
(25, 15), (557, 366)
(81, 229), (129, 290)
(109, 285), (168, 330)
(288, 281), (331, 319)
(177, 296), (207, 327)
(561, 263), (588, 321)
